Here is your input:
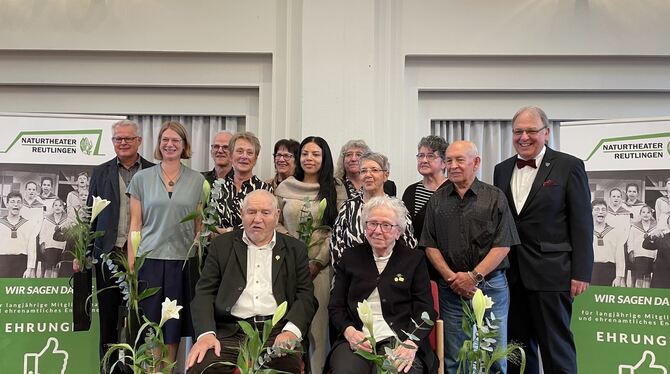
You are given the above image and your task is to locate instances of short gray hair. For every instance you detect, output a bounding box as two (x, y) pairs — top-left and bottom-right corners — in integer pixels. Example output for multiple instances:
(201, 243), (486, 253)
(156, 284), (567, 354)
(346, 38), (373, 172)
(417, 135), (448, 161)
(361, 196), (408, 233)
(360, 152), (390, 172)
(512, 106), (550, 128)
(240, 189), (278, 211)
(335, 139), (371, 179)
(111, 119), (139, 135)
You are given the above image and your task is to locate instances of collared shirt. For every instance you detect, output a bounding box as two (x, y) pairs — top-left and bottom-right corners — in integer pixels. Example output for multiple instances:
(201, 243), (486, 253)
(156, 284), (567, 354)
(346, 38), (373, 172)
(203, 167), (234, 187)
(420, 178), (520, 272)
(222, 230), (301, 340)
(212, 174), (273, 229)
(117, 157), (142, 186)
(510, 145), (546, 212)
(117, 156), (143, 247)
(0, 215), (40, 266)
(330, 193), (416, 266)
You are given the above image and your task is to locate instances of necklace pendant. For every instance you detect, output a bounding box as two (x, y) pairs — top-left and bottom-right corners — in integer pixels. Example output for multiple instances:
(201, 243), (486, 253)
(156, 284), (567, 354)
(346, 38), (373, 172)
(168, 181), (175, 187)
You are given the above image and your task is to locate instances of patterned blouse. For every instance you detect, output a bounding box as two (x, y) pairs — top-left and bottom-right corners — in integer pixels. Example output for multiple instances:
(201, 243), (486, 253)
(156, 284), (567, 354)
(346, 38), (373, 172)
(211, 174), (273, 229)
(330, 194), (417, 266)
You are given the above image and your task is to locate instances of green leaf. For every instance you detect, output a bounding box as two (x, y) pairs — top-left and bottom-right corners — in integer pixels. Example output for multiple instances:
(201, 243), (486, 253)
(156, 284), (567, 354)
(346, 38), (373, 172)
(272, 301), (288, 327)
(355, 349), (381, 361)
(137, 287), (160, 301)
(238, 320), (257, 339)
(180, 210), (200, 223)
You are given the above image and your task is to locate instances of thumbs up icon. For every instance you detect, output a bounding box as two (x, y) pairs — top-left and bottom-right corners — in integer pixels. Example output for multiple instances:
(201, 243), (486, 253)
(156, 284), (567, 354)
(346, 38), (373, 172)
(23, 337), (69, 374)
(619, 351), (667, 374)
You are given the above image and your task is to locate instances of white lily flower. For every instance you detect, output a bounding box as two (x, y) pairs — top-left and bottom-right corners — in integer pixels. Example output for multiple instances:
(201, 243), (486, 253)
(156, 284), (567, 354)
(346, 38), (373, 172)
(472, 289), (494, 328)
(357, 299), (374, 336)
(130, 231), (142, 251)
(90, 196), (111, 222)
(159, 297), (182, 327)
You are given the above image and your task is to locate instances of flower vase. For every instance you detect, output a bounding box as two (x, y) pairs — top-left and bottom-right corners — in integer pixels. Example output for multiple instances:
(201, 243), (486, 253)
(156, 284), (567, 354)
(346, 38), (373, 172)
(71, 270), (92, 331)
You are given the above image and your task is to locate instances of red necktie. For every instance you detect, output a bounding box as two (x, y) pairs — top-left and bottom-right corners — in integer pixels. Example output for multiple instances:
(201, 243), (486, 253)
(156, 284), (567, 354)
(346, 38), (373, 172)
(516, 158), (537, 169)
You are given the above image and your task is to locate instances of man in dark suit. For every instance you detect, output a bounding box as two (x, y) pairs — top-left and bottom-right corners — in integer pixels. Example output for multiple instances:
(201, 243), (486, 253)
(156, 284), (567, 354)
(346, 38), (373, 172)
(187, 189), (317, 374)
(86, 119), (154, 372)
(493, 106), (593, 374)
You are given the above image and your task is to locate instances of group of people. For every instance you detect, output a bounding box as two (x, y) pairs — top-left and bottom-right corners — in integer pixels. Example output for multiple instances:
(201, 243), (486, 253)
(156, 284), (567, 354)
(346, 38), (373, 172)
(592, 180), (670, 289)
(66, 104), (670, 374)
(0, 170), (91, 279)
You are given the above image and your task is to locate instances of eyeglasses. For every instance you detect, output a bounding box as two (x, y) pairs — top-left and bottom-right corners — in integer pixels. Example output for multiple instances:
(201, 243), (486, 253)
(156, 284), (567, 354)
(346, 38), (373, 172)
(273, 153), (294, 160)
(344, 151), (364, 158)
(211, 144), (229, 152)
(112, 136), (139, 144)
(416, 153), (439, 161)
(161, 137), (182, 144)
(365, 221), (398, 233)
(512, 127), (546, 136)
(360, 168), (386, 175)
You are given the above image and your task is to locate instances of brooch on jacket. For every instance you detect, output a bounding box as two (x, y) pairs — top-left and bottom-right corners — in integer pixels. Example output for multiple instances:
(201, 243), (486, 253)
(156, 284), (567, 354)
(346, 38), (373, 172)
(393, 274), (405, 283)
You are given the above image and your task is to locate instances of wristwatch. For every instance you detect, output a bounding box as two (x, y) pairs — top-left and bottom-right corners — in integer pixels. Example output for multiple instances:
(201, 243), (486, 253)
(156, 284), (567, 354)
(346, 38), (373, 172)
(470, 270), (484, 285)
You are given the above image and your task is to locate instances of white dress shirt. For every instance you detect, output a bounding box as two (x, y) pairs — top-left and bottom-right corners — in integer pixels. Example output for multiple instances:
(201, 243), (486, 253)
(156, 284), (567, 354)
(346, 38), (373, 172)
(511, 146), (546, 213)
(198, 230), (301, 341)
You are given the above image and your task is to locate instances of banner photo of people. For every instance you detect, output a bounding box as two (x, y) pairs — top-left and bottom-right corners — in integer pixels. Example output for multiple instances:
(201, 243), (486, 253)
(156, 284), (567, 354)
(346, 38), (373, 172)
(0, 112), (121, 373)
(562, 117), (670, 373)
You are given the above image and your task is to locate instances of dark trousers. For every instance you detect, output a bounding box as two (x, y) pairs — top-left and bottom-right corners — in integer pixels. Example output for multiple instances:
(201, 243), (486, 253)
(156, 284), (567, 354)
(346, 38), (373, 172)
(187, 326), (302, 374)
(95, 249), (125, 373)
(507, 281), (577, 374)
(328, 340), (425, 374)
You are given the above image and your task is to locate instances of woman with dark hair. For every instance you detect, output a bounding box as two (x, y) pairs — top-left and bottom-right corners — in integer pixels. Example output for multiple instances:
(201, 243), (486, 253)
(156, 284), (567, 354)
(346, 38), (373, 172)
(266, 138), (300, 190)
(274, 136), (347, 373)
(402, 136), (450, 281)
(128, 121), (204, 372)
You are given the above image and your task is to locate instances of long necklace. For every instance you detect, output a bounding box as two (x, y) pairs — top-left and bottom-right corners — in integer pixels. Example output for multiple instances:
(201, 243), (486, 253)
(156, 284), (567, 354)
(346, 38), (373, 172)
(161, 163), (181, 187)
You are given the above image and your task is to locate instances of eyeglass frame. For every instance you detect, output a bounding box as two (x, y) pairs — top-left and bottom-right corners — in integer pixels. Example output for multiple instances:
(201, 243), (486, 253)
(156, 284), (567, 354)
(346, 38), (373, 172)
(210, 144), (229, 152)
(415, 152), (440, 161)
(111, 136), (139, 144)
(360, 168), (387, 175)
(273, 153), (295, 160)
(365, 221), (399, 233)
(512, 126), (547, 137)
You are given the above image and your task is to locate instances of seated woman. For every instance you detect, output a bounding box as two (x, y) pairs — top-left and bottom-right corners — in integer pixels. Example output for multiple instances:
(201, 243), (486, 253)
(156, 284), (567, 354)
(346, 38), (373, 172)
(330, 152), (416, 267)
(328, 196), (437, 374)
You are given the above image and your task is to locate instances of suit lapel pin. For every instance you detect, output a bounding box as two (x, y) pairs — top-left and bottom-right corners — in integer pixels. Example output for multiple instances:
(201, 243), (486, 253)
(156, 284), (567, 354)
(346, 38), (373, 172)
(275, 255), (280, 261)
(545, 162), (550, 167)
(393, 273), (405, 283)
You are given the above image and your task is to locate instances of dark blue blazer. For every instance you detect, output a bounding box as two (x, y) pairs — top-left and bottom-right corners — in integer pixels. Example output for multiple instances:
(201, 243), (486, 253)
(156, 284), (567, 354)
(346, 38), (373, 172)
(87, 156), (155, 258)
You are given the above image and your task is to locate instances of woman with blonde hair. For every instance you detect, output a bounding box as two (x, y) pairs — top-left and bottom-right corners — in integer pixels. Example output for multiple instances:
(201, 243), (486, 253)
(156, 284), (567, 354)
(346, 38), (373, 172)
(127, 121), (204, 372)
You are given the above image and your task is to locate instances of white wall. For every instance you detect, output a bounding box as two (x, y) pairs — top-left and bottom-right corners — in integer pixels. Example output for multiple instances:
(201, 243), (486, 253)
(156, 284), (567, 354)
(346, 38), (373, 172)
(1, 0), (670, 188)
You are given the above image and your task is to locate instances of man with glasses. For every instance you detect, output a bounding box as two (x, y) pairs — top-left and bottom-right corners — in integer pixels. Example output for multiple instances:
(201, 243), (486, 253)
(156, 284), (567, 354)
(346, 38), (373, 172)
(204, 131), (234, 186)
(87, 119), (154, 373)
(493, 106), (593, 374)
(421, 140), (519, 373)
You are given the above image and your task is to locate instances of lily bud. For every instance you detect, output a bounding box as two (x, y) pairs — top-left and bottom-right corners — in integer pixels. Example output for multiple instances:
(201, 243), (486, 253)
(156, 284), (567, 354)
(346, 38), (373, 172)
(90, 196), (111, 222)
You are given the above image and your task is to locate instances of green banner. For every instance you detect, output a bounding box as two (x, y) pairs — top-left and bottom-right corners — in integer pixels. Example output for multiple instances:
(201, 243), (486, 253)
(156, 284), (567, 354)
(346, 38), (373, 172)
(0, 276), (99, 373)
(574, 286), (670, 372)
